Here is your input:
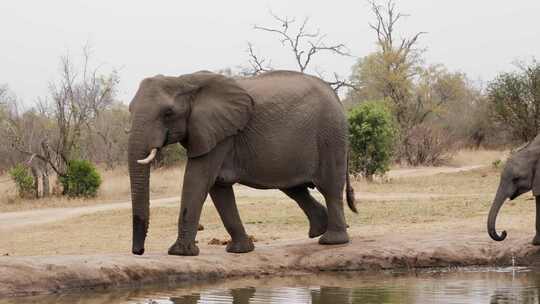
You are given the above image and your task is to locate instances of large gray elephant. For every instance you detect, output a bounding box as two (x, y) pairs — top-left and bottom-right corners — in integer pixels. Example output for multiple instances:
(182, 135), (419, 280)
(128, 70), (357, 256)
(488, 136), (540, 245)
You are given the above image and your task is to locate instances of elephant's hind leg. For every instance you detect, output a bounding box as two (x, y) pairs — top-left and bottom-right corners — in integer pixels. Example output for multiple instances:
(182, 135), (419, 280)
(209, 184), (254, 253)
(281, 186), (328, 238)
(316, 183), (349, 245)
(318, 192), (349, 245)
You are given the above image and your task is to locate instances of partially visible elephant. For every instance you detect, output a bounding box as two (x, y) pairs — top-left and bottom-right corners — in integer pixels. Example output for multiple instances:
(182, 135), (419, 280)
(128, 70), (357, 256)
(488, 136), (540, 245)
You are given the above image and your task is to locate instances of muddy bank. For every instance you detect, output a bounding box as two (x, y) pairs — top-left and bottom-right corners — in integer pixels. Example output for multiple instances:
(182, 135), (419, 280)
(1, 232), (540, 298)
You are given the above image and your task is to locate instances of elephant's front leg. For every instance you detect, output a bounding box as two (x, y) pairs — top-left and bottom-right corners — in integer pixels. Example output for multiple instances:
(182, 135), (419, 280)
(209, 184), (254, 253)
(168, 143), (232, 256)
(167, 169), (209, 256)
(533, 196), (540, 246)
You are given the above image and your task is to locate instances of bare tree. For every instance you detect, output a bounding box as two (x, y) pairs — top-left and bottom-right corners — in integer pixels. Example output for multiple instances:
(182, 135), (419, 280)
(47, 46), (118, 173)
(244, 42), (273, 76)
(0, 93), (55, 195)
(88, 103), (130, 169)
(3, 46), (119, 183)
(367, 0), (426, 127)
(247, 12), (354, 92)
(0, 86), (26, 170)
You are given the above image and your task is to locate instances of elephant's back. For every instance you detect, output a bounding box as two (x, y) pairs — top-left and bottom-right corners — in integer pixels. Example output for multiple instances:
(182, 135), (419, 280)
(239, 70), (345, 124)
(233, 71), (347, 188)
(239, 70), (346, 139)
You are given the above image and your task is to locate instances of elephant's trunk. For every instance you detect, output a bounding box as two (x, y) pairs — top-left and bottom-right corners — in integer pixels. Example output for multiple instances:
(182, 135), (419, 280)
(128, 127), (151, 255)
(487, 187), (508, 241)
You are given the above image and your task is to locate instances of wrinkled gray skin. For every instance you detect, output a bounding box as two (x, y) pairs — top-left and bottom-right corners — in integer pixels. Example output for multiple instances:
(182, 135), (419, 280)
(128, 70), (357, 256)
(488, 136), (540, 245)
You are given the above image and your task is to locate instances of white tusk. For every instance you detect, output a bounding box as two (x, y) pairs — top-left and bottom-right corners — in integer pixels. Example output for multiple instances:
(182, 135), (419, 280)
(137, 148), (158, 164)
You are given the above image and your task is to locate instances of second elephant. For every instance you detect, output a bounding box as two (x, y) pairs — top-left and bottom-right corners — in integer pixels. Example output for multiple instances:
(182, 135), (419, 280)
(488, 135), (540, 245)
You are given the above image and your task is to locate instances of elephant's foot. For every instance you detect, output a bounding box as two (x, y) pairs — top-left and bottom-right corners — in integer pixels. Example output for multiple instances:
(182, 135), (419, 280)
(532, 234), (540, 246)
(168, 240), (200, 256)
(319, 229), (349, 245)
(308, 207), (328, 238)
(226, 237), (255, 253)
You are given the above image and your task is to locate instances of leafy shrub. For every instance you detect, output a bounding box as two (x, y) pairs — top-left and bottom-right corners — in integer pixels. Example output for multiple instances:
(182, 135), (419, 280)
(488, 59), (540, 143)
(8, 164), (35, 198)
(401, 124), (456, 166)
(348, 101), (397, 180)
(60, 160), (101, 197)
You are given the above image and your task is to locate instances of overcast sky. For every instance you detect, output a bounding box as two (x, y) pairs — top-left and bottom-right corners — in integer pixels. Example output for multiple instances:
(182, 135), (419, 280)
(1, 0), (539, 104)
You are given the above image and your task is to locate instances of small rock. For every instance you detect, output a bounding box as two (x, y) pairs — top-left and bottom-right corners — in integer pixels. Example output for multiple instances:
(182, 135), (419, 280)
(208, 238), (228, 246)
(3, 253), (9, 256)
(198, 224), (204, 231)
(208, 235), (258, 245)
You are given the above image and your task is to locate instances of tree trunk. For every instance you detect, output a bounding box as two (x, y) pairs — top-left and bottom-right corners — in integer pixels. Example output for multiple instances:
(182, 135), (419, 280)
(42, 167), (50, 197)
(30, 166), (39, 199)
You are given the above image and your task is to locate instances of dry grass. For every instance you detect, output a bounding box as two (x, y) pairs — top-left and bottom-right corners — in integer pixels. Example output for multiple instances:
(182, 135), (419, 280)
(448, 149), (508, 167)
(2, 149), (535, 256)
(0, 165), (184, 212)
(0, 149), (507, 212)
(1, 182), (534, 256)
(2, 159), (536, 256)
(356, 166), (501, 194)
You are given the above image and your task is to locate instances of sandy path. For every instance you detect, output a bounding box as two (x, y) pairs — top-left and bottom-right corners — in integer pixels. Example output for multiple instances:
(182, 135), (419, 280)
(387, 165), (484, 178)
(0, 165), (484, 232)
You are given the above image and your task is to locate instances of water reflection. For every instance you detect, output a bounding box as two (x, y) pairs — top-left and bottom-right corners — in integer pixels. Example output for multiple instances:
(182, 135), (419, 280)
(4, 268), (540, 304)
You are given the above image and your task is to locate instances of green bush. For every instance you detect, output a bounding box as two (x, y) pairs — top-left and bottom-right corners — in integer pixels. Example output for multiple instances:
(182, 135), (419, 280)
(60, 160), (102, 197)
(8, 164), (35, 198)
(348, 100), (397, 180)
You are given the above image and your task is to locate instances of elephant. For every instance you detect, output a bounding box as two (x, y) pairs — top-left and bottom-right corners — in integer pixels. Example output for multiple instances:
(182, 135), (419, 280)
(128, 70), (357, 256)
(488, 136), (540, 245)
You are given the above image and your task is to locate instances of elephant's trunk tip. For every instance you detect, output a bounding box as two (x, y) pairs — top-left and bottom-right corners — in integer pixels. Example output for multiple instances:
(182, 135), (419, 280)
(488, 228), (507, 242)
(132, 247), (145, 255)
(487, 188), (508, 242)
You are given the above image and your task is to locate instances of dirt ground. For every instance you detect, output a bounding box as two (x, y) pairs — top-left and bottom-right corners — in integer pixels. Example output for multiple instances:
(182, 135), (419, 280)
(3, 149), (537, 297)
(0, 162), (521, 256)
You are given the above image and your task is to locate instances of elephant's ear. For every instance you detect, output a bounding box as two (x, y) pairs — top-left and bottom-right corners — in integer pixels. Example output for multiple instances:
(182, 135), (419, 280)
(183, 71), (253, 158)
(533, 160), (540, 196)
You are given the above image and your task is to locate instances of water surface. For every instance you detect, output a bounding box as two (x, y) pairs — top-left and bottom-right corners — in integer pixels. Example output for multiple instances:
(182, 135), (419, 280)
(4, 267), (540, 304)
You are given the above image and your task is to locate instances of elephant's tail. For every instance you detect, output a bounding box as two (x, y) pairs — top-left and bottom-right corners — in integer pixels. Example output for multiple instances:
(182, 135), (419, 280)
(346, 157), (358, 213)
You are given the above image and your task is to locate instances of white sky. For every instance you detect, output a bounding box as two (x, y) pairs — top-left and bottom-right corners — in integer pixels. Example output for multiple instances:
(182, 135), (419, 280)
(1, 0), (539, 104)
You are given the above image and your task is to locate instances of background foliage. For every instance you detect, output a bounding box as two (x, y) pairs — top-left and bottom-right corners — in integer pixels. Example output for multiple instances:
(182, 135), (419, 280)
(59, 160), (102, 197)
(348, 101), (397, 179)
(8, 164), (35, 198)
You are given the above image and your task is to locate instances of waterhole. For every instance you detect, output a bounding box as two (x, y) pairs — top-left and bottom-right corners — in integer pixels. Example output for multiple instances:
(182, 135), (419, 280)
(3, 267), (540, 304)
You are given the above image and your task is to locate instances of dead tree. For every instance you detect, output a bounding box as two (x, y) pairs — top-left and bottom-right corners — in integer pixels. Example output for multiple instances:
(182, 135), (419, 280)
(368, 0), (426, 128)
(2, 45), (118, 183)
(244, 43), (273, 76)
(247, 12), (355, 93)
